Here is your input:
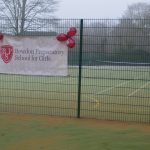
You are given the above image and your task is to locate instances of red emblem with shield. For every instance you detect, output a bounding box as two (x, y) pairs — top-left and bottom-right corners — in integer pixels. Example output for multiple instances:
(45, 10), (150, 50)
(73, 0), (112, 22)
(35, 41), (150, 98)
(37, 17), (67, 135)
(0, 45), (13, 64)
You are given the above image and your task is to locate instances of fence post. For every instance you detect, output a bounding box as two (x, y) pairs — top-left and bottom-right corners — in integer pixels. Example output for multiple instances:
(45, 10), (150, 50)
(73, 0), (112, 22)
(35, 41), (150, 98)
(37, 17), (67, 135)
(77, 19), (84, 118)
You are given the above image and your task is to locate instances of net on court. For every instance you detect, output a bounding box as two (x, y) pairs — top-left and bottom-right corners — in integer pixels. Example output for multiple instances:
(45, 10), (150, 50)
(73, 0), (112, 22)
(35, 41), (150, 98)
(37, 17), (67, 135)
(78, 61), (150, 80)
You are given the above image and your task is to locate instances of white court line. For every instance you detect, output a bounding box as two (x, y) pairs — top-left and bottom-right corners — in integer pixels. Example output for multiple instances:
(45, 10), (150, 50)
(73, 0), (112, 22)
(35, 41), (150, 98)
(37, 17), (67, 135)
(92, 80), (131, 108)
(96, 80), (131, 95)
(55, 77), (68, 83)
(128, 81), (150, 97)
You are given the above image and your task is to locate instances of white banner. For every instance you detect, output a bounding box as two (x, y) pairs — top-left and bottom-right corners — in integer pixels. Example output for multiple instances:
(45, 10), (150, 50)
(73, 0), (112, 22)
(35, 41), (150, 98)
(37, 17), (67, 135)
(0, 35), (68, 76)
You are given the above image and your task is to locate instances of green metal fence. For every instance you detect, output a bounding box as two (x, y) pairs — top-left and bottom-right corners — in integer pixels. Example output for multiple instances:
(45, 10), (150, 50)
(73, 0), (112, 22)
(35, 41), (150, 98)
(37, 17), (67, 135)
(0, 19), (150, 123)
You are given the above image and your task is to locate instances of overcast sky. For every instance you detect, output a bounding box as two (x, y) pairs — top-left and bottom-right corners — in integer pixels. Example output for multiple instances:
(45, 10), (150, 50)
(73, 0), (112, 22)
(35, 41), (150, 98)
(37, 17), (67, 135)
(55, 0), (150, 18)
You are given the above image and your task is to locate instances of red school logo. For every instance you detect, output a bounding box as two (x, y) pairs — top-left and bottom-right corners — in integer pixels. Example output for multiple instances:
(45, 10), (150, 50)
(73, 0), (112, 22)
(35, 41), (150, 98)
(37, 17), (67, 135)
(0, 45), (13, 64)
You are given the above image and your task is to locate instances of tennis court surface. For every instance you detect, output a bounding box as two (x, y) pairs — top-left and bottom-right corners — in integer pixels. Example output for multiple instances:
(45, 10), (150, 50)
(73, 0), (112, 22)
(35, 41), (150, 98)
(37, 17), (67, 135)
(0, 61), (150, 123)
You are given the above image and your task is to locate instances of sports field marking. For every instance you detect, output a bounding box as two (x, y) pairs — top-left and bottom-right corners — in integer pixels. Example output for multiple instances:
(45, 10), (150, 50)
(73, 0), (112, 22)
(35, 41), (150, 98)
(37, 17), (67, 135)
(54, 77), (71, 84)
(128, 81), (150, 97)
(92, 80), (132, 108)
(96, 80), (131, 95)
(81, 81), (131, 103)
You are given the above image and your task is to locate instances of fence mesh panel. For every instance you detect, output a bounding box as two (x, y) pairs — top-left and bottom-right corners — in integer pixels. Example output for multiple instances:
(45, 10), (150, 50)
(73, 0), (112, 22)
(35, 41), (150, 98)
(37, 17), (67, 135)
(0, 19), (150, 123)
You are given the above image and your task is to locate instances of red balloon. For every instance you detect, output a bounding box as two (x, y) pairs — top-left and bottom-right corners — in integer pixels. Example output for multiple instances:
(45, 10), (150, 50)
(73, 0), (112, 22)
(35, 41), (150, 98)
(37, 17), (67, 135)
(67, 27), (77, 37)
(0, 32), (4, 40)
(56, 33), (68, 42)
(67, 38), (75, 48)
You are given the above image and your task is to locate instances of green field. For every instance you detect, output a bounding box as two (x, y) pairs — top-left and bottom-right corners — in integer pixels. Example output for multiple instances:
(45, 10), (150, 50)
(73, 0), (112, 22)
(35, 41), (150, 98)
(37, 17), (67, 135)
(0, 113), (150, 150)
(0, 66), (150, 123)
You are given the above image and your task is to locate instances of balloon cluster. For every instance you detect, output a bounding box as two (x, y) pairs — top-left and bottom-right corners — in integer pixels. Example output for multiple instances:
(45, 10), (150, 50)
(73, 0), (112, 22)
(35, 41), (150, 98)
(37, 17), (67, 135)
(56, 27), (77, 48)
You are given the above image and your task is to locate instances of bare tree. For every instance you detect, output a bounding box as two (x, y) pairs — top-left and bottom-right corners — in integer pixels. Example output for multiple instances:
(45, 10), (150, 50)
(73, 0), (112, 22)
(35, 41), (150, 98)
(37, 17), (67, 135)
(0, 0), (59, 34)
(122, 3), (150, 54)
(123, 2), (150, 19)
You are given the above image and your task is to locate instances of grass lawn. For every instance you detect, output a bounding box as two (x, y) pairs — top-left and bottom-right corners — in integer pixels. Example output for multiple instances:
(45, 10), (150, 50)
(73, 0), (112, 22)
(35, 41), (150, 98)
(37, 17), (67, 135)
(0, 113), (150, 150)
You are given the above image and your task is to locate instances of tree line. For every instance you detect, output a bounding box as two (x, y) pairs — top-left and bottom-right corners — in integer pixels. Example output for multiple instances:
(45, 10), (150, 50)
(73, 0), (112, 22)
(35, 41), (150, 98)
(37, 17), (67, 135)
(69, 3), (150, 65)
(0, 1), (150, 64)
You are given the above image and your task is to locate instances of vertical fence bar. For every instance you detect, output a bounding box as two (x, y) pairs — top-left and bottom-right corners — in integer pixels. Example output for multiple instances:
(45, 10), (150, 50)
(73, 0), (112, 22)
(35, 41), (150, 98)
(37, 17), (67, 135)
(77, 19), (84, 118)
